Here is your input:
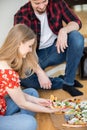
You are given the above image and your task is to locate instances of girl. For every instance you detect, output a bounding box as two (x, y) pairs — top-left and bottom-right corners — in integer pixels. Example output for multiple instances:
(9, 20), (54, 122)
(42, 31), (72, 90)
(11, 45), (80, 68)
(0, 24), (60, 130)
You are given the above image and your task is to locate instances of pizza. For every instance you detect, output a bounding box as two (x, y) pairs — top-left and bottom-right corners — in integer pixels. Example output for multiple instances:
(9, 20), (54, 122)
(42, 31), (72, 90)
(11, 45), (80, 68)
(50, 95), (87, 126)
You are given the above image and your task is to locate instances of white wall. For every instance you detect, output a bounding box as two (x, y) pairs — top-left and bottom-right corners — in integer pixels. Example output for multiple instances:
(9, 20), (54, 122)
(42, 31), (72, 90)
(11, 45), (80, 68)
(0, 0), (28, 47)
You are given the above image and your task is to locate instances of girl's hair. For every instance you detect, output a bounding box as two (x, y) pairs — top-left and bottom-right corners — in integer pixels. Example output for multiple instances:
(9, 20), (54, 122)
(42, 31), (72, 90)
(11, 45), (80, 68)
(0, 24), (38, 78)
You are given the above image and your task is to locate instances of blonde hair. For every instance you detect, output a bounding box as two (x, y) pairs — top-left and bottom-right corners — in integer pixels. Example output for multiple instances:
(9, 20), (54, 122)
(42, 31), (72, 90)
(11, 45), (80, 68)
(0, 24), (38, 78)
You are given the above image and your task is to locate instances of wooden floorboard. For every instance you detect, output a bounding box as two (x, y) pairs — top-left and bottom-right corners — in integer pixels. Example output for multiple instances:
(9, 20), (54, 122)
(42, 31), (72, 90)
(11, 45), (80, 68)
(36, 75), (87, 130)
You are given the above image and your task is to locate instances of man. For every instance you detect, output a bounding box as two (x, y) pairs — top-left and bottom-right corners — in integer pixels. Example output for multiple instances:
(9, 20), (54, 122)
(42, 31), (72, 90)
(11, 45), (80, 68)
(14, 0), (84, 96)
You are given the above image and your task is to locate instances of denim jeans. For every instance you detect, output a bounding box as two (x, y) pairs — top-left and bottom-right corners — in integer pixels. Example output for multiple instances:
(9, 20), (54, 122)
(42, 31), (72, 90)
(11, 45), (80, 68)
(0, 88), (39, 130)
(21, 30), (84, 89)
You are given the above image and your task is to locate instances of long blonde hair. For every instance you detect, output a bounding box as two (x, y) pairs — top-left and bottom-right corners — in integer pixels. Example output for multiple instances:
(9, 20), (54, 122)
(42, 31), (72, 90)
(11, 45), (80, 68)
(0, 24), (38, 78)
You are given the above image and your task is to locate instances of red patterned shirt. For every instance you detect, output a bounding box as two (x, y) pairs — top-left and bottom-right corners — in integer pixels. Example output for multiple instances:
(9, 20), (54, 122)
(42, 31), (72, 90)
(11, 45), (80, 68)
(0, 69), (20, 115)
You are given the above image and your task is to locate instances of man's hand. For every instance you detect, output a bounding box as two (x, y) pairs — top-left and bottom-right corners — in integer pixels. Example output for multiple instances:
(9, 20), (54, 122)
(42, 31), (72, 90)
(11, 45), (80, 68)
(37, 70), (52, 89)
(33, 61), (52, 89)
(56, 28), (68, 53)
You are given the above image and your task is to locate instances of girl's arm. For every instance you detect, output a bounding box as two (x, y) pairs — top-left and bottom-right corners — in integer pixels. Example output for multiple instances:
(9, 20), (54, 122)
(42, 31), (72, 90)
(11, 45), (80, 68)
(24, 93), (51, 107)
(6, 86), (60, 113)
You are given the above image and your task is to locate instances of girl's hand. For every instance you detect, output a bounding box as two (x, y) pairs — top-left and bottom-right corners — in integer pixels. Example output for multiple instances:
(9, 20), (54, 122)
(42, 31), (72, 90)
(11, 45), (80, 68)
(35, 98), (51, 107)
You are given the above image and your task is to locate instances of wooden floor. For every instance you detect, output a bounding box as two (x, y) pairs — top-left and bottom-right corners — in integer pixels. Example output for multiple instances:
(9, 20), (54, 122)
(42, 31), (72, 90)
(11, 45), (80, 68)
(36, 75), (87, 130)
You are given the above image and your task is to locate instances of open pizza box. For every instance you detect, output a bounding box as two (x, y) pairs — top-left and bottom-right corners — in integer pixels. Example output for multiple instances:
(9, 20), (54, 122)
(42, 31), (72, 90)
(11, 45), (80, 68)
(50, 96), (87, 130)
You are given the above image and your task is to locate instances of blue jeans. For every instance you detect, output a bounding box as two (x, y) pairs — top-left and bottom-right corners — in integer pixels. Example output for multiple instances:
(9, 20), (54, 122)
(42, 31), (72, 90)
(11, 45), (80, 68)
(0, 88), (39, 130)
(21, 31), (84, 89)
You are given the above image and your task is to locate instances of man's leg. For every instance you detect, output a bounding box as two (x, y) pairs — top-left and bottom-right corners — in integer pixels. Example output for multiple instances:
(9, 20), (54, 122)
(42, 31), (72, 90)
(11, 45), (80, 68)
(63, 30), (84, 85)
(21, 31), (84, 95)
(37, 31), (84, 87)
(37, 31), (84, 85)
(62, 31), (84, 96)
(21, 73), (64, 89)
